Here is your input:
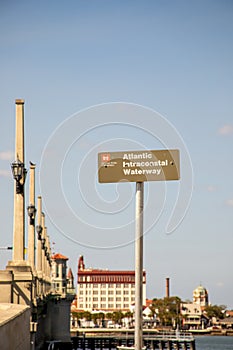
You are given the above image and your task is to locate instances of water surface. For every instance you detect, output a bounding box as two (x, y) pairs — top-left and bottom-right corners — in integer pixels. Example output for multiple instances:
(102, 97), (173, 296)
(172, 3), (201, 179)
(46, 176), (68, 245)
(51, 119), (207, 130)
(195, 336), (233, 350)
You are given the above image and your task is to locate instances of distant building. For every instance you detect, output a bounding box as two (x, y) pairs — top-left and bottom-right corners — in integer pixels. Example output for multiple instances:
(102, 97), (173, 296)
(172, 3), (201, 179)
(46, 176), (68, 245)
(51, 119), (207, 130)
(219, 317), (233, 329)
(51, 253), (69, 295)
(76, 255), (146, 312)
(67, 267), (74, 292)
(226, 310), (233, 317)
(180, 302), (208, 329)
(193, 284), (209, 307)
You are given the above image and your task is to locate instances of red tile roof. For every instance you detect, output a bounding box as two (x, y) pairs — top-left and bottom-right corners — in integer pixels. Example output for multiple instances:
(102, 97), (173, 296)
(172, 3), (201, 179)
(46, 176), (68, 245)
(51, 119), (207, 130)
(146, 299), (153, 307)
(52, 253), (68, 260)
(67, 267), (73, 278)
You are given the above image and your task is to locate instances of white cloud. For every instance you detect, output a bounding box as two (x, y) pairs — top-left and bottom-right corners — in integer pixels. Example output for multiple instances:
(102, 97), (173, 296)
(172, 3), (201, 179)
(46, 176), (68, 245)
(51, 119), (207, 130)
(0, 151), (14, 161)
(218, 124), (233, 135)
(207, 185), (216, 192)
(216, 282), (224, 288)
(226, 199), (233, 207)
(0, 169), (11, 177)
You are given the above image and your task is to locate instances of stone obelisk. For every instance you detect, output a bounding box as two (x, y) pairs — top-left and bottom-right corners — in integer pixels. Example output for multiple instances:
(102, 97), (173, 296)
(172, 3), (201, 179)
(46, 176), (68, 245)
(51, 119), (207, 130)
(36, 196), (43, 273)
(28, 162), (36, 269)
(7, 99), (33, 306)
(41, 213), (45, 276)
(13, 99), (26, 262)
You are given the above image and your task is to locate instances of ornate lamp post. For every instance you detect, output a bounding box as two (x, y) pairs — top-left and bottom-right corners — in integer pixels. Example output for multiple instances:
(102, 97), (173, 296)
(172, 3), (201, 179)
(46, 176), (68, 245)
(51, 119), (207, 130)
(41, 237), (46, 250)
(11, 157), (27, 194)
(36, 224), (43, 241)
(27, 204), (37, 225)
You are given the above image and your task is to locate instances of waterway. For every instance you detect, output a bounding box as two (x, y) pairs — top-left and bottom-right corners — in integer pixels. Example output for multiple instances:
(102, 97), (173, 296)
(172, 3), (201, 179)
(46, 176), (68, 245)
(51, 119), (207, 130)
(195, 336), (233, 349)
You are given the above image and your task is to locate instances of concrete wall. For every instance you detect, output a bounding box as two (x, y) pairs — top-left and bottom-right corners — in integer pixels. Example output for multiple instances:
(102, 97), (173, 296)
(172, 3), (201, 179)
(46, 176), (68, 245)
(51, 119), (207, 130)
(48, 299), (71, 342)
(0, 303), (30, 350)
(0, 271), (13, 303)
(5, 263), (34, 306)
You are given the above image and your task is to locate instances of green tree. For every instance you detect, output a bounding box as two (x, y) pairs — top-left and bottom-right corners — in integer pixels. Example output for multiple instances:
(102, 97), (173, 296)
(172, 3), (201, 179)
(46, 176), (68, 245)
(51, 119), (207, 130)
(71, 310), (91, 327)
(105, 312), (114, 322)
(91, 312), (105, 326)
(151, 297), (181, 327)
(204, 305), (226, 320)
(124, 311), (133, 327)
(112, 311), (124, 325)
(83, 311), (92, 321)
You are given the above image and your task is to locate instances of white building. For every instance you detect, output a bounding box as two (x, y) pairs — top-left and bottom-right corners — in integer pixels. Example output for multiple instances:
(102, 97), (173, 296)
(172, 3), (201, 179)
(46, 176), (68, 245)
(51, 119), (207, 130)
(51, 253), (69, 295)
(77, 256), (146, 312)
(193, 284), (209, 307)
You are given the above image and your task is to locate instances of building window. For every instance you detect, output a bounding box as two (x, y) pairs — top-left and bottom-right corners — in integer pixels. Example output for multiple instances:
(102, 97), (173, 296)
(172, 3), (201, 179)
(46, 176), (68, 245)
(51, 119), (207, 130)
(101, 304), (106, 308)
(101, 291), (106, 295)
(116, 304), (121, 308)
(93, 284), (98, 288)
(108, 304), (113, 308)
(108, 297), (114, 301)
(116, 297), (121, 301)
(93, 304), (98, 308)
(116, 291), (121, 295)
(124, 284), (129, 288)
(79, 291), (83, 295)
(116, 284), (121, 288)
(123, 291), (129, 295)
(101, 297), (106, 301)
(93, 297), (98, 301)
(108, 291), (114, 295)
(101, 284), (106, 287)
(124, 297), (129, 301)
(108, 284), (114, 288)
(93, 291), (98, 295)
(124, 304), (129, 308)
(79, 284), (83, 288)
(79, 304), (83, 308)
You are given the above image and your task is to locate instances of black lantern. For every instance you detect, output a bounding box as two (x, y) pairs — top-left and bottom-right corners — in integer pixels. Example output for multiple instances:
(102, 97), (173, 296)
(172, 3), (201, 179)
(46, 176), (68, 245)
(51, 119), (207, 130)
(36, 225), (43, 240)
(27, 204), (37, 225)
(11, 158), (27, 194)
(41, 238), (46, 250)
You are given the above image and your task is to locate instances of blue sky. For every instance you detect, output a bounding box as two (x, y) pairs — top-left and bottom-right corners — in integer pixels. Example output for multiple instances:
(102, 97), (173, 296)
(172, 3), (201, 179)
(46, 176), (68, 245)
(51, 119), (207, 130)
(0, 1), (233, 308)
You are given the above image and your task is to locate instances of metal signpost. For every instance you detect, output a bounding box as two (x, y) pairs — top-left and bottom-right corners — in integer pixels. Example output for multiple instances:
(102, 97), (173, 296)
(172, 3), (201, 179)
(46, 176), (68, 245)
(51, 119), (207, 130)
(98, 149), (180, 350)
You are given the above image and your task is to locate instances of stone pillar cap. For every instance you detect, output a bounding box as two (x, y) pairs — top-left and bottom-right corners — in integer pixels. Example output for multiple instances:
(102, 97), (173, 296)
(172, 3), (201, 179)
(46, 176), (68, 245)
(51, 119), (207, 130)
(15, 99), (25, 104)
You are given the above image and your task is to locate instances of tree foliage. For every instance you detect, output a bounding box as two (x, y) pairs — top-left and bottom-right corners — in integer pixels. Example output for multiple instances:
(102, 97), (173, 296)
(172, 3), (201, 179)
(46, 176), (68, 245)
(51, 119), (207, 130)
(204, 305), (226, 319)
(151, 297), (181, 326)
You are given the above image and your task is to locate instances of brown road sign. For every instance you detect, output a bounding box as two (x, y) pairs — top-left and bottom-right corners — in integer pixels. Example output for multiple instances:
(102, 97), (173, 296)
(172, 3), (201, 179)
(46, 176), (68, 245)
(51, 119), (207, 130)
(98, 149), (180, 183)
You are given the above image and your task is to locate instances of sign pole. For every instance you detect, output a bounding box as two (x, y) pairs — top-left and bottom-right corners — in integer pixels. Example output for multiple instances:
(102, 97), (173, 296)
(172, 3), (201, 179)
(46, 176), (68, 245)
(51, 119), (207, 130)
(98, 148), (180, 350)
(135, 182), (144, 350)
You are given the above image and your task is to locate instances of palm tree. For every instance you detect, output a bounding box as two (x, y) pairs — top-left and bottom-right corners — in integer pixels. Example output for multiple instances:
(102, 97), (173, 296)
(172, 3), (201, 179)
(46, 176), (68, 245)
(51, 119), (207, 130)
(112, 311), (124, 325)
(124, 311), (133, 328)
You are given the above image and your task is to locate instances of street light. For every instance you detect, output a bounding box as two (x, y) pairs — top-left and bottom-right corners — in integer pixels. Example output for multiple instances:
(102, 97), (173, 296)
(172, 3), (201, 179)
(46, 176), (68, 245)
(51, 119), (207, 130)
(11, 157), (27, 194)
(27, 204), (37, 225)
(41, 238), (46, 250)
(36, 225), (43, 240)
